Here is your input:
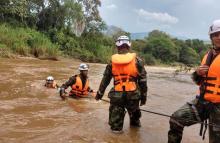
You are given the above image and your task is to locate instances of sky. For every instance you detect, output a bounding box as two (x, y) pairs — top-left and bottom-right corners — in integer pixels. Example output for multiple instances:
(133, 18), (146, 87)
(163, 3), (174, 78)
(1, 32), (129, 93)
(99, 0), (220, 40)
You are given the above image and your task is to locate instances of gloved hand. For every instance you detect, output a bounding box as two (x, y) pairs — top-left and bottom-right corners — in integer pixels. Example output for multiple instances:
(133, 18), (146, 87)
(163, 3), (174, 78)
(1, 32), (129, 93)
(95, 91), (103, 101)
(59, 88), (66, 100)
(140, 96), (146, 106)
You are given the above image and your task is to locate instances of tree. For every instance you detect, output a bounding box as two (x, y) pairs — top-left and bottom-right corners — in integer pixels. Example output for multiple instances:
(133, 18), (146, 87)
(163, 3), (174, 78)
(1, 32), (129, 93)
(145, 30), (179, 63)
(147, 30), (170, 39)
(36, 0), (64, 31)
(0, 0), (28, 24)
(132, 39), (147, 53)
(36, 0), (88, 36)
(64, 0), (84, 36)
(77, 0), (105, 32)
(179, 46), (200, 65)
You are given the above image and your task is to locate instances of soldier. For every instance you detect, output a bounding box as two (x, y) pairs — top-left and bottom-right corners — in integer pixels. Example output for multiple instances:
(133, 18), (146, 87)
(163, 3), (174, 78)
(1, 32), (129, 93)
(95, 35), (148, 133)
(59, 63), (93, 99)
(168, 20), (220, 143)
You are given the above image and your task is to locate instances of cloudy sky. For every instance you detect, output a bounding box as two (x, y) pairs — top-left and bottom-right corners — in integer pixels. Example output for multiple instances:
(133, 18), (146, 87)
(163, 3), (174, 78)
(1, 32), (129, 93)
(99, 0), (220, 40)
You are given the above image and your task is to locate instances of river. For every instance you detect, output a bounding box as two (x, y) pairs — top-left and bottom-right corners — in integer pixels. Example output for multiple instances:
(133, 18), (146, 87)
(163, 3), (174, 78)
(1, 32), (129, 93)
(0, 57), (208, 143)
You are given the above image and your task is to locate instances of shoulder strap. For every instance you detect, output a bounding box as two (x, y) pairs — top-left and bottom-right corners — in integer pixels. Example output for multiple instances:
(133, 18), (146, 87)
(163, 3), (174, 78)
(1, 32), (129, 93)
(200, 49), (216, 101)
(205, 50), (214, 66)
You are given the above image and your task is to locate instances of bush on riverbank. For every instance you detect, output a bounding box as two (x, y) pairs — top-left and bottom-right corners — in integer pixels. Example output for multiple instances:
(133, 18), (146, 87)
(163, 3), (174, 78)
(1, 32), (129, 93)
(0, 23), (60, 59)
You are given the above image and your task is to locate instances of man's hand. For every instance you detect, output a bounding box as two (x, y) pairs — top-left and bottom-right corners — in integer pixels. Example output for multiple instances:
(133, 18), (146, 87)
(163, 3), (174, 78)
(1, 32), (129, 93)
(196, 65), (209, 76)
(59, 88), (66, 100)
(95, 91), (103, 101)
(140, 96), (146, 106)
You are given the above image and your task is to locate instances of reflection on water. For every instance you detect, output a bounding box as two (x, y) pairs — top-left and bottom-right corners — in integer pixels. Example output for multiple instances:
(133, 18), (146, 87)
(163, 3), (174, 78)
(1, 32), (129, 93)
(0, 58), (207, 143)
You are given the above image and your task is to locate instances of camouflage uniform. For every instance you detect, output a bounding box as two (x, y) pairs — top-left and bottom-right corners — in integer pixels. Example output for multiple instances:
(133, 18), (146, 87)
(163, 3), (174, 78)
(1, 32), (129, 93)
(168, 78), (220, 143)
(97, 55), (148, 131)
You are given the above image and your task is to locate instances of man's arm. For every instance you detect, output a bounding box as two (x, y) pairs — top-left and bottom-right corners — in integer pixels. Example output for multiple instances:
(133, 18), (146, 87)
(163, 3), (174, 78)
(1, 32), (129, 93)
(136, 57), (148, 105)
(60, 76), (76, 89)
(96, 64), (113, 100)
(59, 76), (76, 100)
(191, 71), (203, 85)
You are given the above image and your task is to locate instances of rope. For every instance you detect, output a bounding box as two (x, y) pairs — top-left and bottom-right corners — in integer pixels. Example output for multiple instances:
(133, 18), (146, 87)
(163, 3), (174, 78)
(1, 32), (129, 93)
(58, 89), (220, 129)
(99, 99), (220, 129)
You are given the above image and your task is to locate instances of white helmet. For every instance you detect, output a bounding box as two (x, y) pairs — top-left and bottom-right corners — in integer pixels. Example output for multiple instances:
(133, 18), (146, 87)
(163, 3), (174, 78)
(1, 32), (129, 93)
(115, 35), (131, 47)
(78, 63), (89, 71)
(209, 19), (220, 36)
(46, 76), (54, 81)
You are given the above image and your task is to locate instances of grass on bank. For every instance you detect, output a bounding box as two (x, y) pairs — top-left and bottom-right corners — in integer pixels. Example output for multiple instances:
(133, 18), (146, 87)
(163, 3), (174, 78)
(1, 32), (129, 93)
(0, 23), (114, 63)
(0, 23), (60, 60)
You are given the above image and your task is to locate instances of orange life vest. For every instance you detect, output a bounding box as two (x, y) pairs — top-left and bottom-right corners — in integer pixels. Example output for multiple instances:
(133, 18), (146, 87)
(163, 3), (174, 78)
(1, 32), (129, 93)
(112, 53), (138, 92)
(201, 53), (220, 103)
(70, 75), (89, 97)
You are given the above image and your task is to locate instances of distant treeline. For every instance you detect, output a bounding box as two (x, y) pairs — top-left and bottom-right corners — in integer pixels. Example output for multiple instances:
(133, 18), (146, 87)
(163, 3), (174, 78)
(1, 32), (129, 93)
(0, 0), (210, 65)
(132, 30), (211, 66)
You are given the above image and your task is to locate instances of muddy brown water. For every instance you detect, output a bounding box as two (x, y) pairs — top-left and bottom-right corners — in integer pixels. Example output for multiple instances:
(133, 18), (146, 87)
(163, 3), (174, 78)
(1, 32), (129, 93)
(0, 57), (208, 143)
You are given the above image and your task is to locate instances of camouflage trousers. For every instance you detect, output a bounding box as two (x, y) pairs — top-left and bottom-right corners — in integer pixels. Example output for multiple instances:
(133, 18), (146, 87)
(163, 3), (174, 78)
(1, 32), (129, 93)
(168, 98), (220, 143)
(108, 98), (141, 131)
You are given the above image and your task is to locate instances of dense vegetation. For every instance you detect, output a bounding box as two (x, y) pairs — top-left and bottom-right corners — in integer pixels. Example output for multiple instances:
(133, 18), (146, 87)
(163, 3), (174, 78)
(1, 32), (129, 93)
(0, 0), (211, 65)
(0, 0), (114, 62)
(132, 30), (211, 66)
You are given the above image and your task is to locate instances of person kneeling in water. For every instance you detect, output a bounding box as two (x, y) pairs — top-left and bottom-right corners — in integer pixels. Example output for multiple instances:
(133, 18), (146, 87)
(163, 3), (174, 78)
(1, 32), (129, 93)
(59, 63), (94, 100)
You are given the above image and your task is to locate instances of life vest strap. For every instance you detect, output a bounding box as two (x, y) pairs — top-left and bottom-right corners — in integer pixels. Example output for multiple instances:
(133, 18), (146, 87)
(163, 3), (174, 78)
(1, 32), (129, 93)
(204, 82), (215, 87)
(114, 78), (136, 85)
(206, 90), (220, 95)
(71, 90), (87, 95)
(206, 77), (217, 80)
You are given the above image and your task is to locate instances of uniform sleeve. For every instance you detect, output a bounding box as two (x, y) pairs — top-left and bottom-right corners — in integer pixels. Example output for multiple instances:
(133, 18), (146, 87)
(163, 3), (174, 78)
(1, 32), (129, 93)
(192, 53), (208, 85)
(191, 71), (203, 85)
(60, 76), (76, 89)
(136, 57), (148, 98)
(97, 63), (113, 96)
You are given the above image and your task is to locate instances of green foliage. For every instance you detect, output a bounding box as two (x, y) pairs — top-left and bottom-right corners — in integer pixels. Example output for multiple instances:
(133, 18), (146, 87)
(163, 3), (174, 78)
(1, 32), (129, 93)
(12, 40), (29, 56)
(77, 0), (104, 32)
(0, 0), (210, 66)
(141, 30), (179, 64)
(184, 39), (210, 59)
(0, 43), (12, 57)
(132, 40), (147, 53)
(140, 53), (157, 65)
(147, 30), (170, 39)
(132, 30), (210, 65)
(28, 32), (60, 58)
(0, 0), (112, 62)
(0, 0), (28, 24)
(0, 23), (59, 58)
(52, 30), (113, 63)
(179, 46), (200, 65)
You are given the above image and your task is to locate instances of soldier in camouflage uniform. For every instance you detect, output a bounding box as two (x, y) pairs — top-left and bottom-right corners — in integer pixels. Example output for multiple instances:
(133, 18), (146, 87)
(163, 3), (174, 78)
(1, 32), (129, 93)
(95, 35), (148, 133)
(60, 63), (93, 99)
(168, 20), (220, 143)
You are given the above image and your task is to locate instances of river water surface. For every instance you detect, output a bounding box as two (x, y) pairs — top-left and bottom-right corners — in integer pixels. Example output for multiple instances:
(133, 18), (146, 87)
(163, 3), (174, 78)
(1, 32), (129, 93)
(0, 57), (208, 143)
